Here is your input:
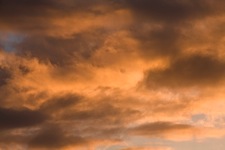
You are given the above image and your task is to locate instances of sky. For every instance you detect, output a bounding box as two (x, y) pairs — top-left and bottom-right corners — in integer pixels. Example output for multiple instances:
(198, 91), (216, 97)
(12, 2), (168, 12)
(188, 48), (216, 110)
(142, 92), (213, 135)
(0, 0), (225, 150)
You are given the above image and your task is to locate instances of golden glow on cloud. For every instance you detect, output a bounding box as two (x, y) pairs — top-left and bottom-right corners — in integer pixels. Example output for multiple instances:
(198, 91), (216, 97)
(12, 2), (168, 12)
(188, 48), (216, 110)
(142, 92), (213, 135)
(0, 0), (225, 150)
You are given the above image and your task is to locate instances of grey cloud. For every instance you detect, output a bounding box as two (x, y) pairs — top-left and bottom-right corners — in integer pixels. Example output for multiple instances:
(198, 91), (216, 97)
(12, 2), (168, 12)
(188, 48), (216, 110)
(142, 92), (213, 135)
(130, 24), (182, 58)
(144, 54), (225, 88)
(124, 0), (223, 23)
(0, 0), (120, 33)
(129, 121), (193, 137)
(28, 124), (87, 149)
(0, 107), (47, 130)
(125, 0), (225, 59)
(16, 30), (107, 67)
(63, 100), (140, 126)
(0, 67), (11, 86)
(40, 94), (82, 113)
(1, 0), (225, 149)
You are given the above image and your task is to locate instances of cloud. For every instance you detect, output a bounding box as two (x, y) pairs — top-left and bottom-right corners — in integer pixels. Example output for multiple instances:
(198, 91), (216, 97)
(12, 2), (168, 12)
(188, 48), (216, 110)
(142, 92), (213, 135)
(0, 66), (11, 86)
(124, 0), (225, 22)
(1, 0), (225, 149)
(143, 54), (225, 88)
(61, 95), (141, 130)
(0, 0), (124, 36)
(123, 0), (225, 60)
(28, 124), (87, 149)
(129, 24), (183, 59)
(16, 30), (107, 67)
(122, 146), (173, 150)
(40, 93), (82, 113)
(0, 107), (47, 130)
(129, 121), (193, 137)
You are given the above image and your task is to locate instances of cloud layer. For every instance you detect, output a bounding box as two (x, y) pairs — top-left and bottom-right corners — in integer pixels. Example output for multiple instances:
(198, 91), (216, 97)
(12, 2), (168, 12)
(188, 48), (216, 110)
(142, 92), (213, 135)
(1, 0), (225, 150)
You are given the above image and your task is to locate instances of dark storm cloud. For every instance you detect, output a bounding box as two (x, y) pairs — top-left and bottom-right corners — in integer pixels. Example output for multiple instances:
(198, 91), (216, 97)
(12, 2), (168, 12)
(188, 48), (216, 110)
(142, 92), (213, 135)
(0, 131), (25, 144)
(0, 0), (120, 32)
(0, 0), (59, 31)
(0, 0), (116, 16)
(28, 124), (87, 149)
(18, 65), (31, 75)
(37, 94), (139, 141)
(0, 94), (124, 148)
(40, 94), (82, 113)
(127, 1), (225, 89)
(124, 0), (225, 59)
(129, 121), (193, 136)
(0, 107), (47, 130)
(0, 60), (32, 81)
(124, 0), (224, 22)
(3, 0), (224, 62)
(1, 0), (225, 149)
(130, 24), (182, 58)
(144, 55), (225, 88)
(0, 0), (118, 70)
(0, 67), (11, 86)
(16, 30), (107, 66)
(0, 124), (88, 149)
(63, 99), (140, 125)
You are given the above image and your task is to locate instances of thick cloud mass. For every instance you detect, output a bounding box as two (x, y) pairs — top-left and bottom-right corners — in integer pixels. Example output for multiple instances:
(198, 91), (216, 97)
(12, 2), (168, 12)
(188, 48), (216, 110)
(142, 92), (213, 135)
(28, 124), (87, 149)
(129, 121), (193, 137)
(0, 107), (47, 130)
(125, 0), (213, 22)
(0, 67), (11, 86)
(16, 30), (107, 66)
(0, 0), (225, 150)
(144, 55), (225, 88)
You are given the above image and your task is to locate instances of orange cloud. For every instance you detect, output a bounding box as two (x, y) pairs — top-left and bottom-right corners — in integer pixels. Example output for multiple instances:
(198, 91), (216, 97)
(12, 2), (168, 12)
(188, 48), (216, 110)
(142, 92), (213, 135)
(1, 0), (225, 150)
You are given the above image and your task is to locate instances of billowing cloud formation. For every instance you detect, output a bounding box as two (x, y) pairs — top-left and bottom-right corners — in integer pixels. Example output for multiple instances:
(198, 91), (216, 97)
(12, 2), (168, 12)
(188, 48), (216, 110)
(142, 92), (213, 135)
(0, 107), (46, 130)
(125, 0), (222, 22)
(130, 121), (192, 135)
(28, 124), (87, 149)
(144, 54), (225, 88)
(0, 66), (11, 86)
(0, 0), (225, 150)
